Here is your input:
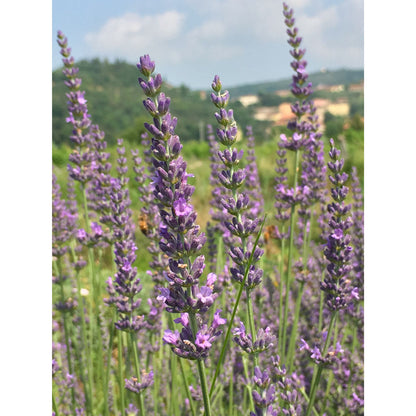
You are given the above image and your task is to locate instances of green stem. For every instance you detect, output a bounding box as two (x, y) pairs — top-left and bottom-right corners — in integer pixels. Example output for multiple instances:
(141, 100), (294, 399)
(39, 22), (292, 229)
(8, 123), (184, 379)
(321, 317), (341, 413)
(287, 281), (305, 372)
(210, 382), (223, 410)
(178, 358), (196, 416)
(167, 314), (179, 416)
(242, 355), (255, 412)
(305, 311), (338, 416)
(68, 320), (92, 415)
(318, 277), (325, 333)
(153, 340), (162, 415)
(278, 235), (286, 355)
(209, 217), (266, 398)
(311, 269), (326, 390)
(281, 149), (300, 360)
(246, 288), (258, 368)
(188, 312), (211, 416)
(117, 330), (126, 416)
(103, 310), (116, 416)
(130, 332), (146, 415)
(55, 258), (77, 414)
(81, 186), (108, 412)
(170, 354), (179, 416)
(70, 244), (94, 414)
(347, 326), (358, 400)
(322, 371), (334, 414)
(52, 391), (59, 416)
(287, 209), (311, 372)
(96, 310), (106, 413)
(80, 186), (99, 392)
(228, 365), (234, 416)
(299, 388), (320, 416)
(197, 358), (212, 416)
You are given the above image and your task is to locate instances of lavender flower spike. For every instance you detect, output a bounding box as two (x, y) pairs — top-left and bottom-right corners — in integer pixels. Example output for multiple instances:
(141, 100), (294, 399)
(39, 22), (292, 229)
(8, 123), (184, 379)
(138, 54), (224, 415)
(104, 176), (144, 333)
(210, 75), (264, 290)
(320, 139), (357, 311)
(57, 31), (96, 185)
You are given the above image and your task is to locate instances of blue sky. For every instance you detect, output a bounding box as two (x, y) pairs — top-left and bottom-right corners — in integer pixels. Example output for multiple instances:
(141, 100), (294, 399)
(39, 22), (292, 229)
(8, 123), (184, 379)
(52, 0), (364, 90)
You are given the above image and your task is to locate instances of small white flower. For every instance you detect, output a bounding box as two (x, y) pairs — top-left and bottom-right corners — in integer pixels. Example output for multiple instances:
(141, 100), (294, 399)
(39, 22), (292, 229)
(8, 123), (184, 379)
(80, 288), (89, 297)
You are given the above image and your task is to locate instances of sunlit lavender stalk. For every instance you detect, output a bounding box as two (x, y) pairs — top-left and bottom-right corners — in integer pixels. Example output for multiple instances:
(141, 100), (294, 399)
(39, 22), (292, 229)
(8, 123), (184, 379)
(137, 54), (228, 416)
(209, 76), (267, 406)
(305, 138), (357, 416)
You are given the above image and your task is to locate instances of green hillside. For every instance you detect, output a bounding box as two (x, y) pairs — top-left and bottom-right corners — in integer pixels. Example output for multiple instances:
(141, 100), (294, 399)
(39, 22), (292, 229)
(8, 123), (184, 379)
(228, 68), (364, 97)
(52, 59), (271, 146)
(53, 59), (363, 147)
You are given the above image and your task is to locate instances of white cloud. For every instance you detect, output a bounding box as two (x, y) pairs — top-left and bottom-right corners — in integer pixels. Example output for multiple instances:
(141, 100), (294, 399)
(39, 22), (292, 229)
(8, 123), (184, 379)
(83, 1), (363, 86)
(297, 0), (364, 68)
(85, 11), (185, 63)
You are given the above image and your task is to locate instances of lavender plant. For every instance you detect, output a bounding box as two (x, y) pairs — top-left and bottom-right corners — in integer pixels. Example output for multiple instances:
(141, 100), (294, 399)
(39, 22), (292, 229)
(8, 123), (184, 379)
(52, 3), (363, 415)
(136, 54), (228, 415)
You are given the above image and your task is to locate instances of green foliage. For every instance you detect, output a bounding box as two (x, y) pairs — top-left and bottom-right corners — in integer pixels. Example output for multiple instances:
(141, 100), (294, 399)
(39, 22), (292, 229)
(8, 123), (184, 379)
(53, 59), (269, 147)
(349, 113), (364, 130)
(52, 143), (71, 167)
(228, 69), (364, 97)
(120, 116), (149, 145)
(349, 94), (364, 117)
(256, 92), (285, 107)
(324, 115), (345, 139)
(344, 127), (364, 187)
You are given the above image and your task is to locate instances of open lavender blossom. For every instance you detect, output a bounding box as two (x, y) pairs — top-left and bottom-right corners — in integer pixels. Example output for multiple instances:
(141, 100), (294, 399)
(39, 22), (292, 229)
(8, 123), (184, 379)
(233, 322), (276, 354)
(162, 310), (226, 360)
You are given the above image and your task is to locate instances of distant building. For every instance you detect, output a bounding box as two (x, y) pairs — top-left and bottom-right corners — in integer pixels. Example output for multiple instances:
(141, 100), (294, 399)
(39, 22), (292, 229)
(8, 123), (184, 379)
(238, 94), (259, 106)
(254, 103), (294, 127)
(348, 81), (364, 92)
(313, 98), (331, 108)
(327, 101), (350, 117)
(275, 89), (291, 97)
(329, 85), (345, 93)
(315, 84), (344, 93)
(254, 106), (281, 122)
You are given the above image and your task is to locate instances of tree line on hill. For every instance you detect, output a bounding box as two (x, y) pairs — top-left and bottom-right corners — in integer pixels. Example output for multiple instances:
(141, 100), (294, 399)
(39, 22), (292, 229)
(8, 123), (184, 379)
(53, 59), (271, 147)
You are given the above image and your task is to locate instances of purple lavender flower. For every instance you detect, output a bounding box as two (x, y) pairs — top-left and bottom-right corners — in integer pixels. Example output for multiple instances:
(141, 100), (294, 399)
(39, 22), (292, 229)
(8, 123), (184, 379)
(104, 177), (144, 333)
(299, 335), (344, 367)
(137, 56), (226, 373)
(162, 310), (226, 360)
(57, 32), (97, 185)
(233, 322), (276, 354)
(210, 76), (265, 290)
(125, 371), (154, 394)
(320, 139), (357, 311)
(274, 147), (291, 240)
(350, 166), (364, 291)
(75, 222), (104, 248)
(207, 123), (231, 231)
(52, 173), (77, 258)
(252, 374), (277, 410)
(277, 2), (327, 242)
(270, 355), (304, 415)
(125, 403), (139, 416)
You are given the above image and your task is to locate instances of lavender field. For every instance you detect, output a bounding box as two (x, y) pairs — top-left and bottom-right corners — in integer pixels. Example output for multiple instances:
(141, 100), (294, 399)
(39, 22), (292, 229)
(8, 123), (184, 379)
(52, 3), (365, 415)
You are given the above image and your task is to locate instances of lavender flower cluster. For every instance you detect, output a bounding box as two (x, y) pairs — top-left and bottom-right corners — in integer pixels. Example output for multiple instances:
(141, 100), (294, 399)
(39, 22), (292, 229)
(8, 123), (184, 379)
(52, 3), (363, 416)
